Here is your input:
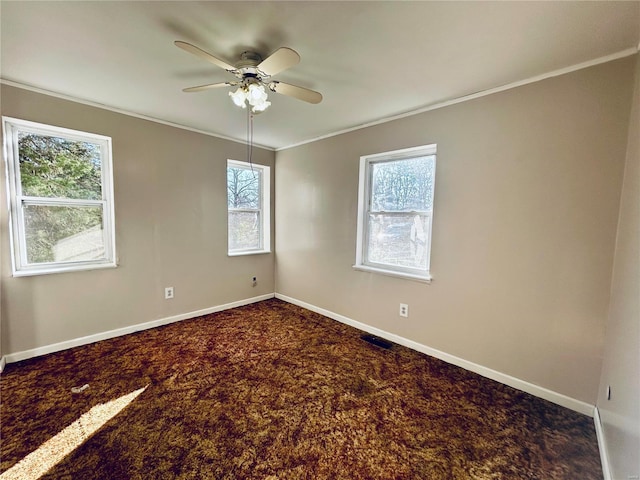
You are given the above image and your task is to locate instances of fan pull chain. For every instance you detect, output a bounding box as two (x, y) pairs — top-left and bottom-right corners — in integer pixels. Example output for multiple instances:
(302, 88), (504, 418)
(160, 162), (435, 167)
(246, 107), (255, 176)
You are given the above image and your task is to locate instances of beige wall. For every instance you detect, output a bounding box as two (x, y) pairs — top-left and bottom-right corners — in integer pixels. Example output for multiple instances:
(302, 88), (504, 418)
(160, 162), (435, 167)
(0, 85), (275, 355)
(275, 57), (636, 404)
(597, 55), (640, 478)
(1, 56), (636, 412)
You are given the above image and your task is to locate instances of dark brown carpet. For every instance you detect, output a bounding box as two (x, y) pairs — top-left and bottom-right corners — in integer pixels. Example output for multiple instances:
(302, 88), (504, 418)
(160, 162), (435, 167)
(0, 299), (602, 479)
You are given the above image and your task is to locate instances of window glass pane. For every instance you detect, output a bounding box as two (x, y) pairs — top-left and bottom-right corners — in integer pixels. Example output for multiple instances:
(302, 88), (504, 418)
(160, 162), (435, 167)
(229, 211), (260, 251)
(23, 204), (105, 264)
(367, 213), (429, 270)
(370, 156), (435, 211)
(227, 166), (260, 209)
(18, 132), (103, 200)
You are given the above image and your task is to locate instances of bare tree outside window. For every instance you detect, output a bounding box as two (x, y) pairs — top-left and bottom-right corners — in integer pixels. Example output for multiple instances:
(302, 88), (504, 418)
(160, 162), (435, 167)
(227, 161), (270, 254)
(356, 145), (436, 281)
(227, 166), (259, 210)
(368, 156), (434, 270)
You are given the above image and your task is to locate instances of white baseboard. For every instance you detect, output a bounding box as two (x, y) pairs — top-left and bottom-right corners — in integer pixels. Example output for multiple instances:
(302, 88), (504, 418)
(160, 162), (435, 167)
(3, 291), (595, 417)
(594, 407), (612, 480)
(275, 293), (595, 417)
(3, 293), (275, 366)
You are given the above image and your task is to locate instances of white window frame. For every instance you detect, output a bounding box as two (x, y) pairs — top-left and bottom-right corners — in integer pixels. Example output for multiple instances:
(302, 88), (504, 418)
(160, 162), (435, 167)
(3, 117), (117, 276)
(354, 144), (436, 283)
(227, 159), (271, 256)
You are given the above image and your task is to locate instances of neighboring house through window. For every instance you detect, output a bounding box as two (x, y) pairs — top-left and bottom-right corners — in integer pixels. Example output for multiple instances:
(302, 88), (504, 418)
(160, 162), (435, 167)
(354, 144), (436, 282)
(227, 159), (270, 255)
(3, 117), (116, 276)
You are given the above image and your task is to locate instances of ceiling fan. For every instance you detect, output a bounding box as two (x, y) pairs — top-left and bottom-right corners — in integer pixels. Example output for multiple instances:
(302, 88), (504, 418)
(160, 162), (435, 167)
(175, 41), (323, 113)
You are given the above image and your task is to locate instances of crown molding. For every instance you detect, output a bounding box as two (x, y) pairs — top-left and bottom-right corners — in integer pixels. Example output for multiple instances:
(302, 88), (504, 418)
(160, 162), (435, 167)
(2, 45), (636, 154)
(278, 47), (640, 151)
(0, 78), (275, 152)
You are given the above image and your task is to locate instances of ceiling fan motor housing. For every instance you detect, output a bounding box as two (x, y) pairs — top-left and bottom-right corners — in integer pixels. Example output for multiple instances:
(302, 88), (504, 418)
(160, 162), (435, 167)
(236, 51), (264, 77)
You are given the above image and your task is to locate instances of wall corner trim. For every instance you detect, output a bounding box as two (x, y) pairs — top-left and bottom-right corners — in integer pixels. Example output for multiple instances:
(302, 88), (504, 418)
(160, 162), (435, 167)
(275, 292), (595, 417)
(594, 406), (613, 480)
(2, 293), (275, 366)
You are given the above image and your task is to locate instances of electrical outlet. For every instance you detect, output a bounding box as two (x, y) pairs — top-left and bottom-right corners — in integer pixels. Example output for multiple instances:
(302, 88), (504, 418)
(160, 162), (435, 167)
(165, 287), (174, 299)
(252, 276), (257, 287)
(399, 303), (409, 318)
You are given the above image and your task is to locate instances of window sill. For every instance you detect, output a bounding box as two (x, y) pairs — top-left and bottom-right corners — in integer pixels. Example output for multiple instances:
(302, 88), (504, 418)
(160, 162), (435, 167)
(352, 264), (432, 283)
(228, 250), (271, 257)
(13, 261), (117, 277)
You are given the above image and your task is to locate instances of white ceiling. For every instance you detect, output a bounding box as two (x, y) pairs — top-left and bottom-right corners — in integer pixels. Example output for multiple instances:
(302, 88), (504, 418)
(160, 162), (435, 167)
(1, 1), (639, 150)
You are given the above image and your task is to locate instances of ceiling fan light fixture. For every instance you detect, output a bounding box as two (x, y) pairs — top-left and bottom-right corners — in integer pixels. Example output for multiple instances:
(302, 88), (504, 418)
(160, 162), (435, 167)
(251, 99), (271, 113)
(229, 82), (271, 113)
(247, 83), (266, 101)
(229, 87), (247, 108)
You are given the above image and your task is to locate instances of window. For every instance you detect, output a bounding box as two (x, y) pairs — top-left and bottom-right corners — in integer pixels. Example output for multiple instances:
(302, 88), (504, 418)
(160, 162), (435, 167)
(227, 160), (270, 255)
(3, 117), (116, 276)
(354, 144), (436, 282)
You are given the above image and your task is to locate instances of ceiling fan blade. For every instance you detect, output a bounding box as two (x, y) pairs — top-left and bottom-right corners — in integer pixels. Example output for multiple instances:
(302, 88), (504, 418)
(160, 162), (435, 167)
(258, 48), (300, 77)
(175, 41), (235, 71)
(269, 81), (322, 104)
(182, 82), (235, 93)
